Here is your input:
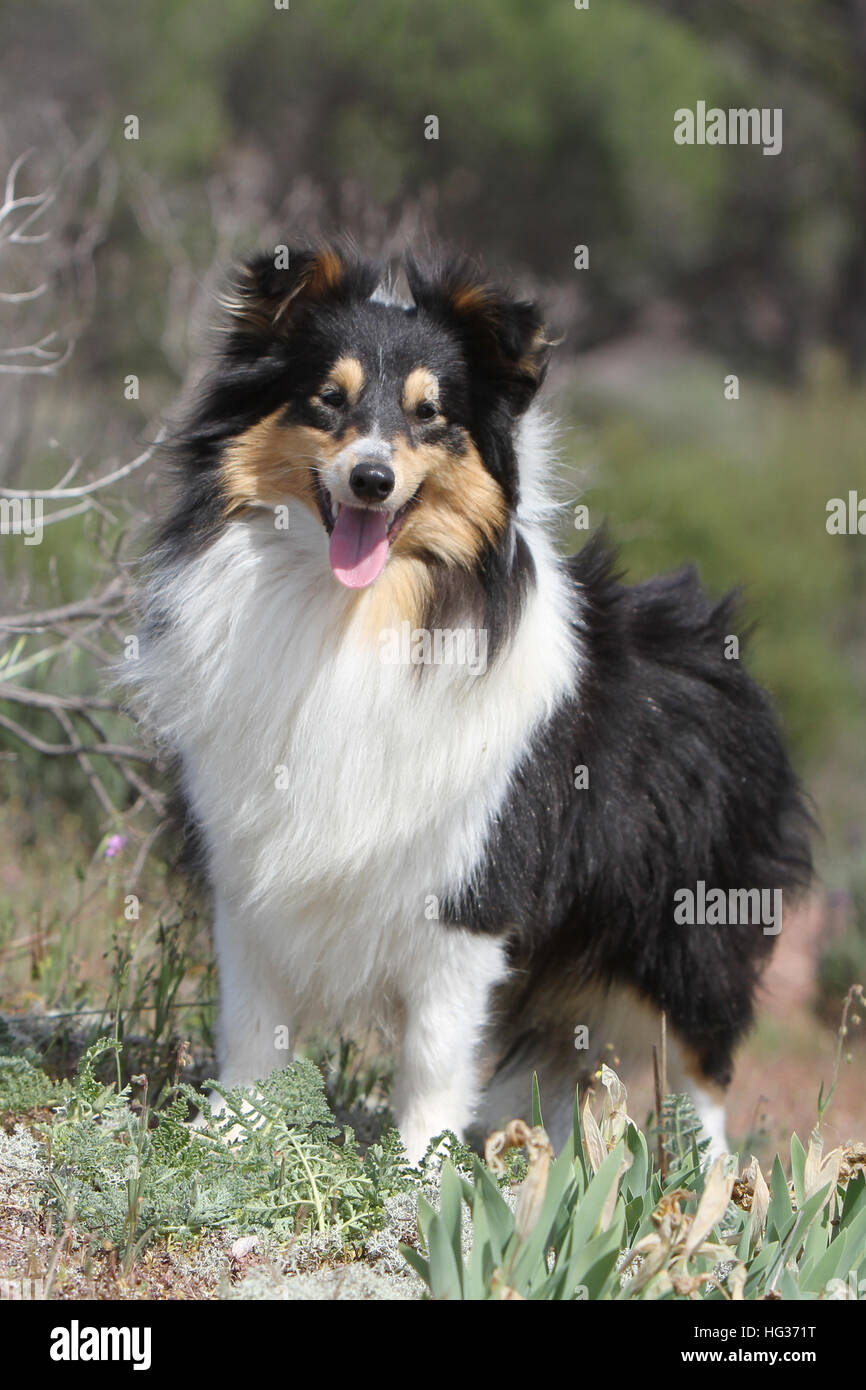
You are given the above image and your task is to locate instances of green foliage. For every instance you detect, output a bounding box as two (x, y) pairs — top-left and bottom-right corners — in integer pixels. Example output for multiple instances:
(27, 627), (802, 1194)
(0, 1050), (71, 1115)
(46, 1040), (412, 1269)
(563, 353), (866, 767)
(657, 1092), (711, 1166)
(407, 1084), (866, 1301)
(10, 0), (865, 372)
(304, 1035), (393, 1119)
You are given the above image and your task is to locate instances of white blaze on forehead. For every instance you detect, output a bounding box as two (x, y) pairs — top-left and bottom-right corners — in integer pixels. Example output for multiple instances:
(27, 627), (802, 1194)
(369, 276), (410, 308)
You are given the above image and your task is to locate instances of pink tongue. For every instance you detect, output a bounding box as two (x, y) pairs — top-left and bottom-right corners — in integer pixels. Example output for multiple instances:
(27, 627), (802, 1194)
(329, 506), (390, 588)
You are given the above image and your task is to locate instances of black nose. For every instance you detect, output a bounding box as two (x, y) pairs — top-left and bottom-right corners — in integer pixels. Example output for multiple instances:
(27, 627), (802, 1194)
(349, 461), (395, 501)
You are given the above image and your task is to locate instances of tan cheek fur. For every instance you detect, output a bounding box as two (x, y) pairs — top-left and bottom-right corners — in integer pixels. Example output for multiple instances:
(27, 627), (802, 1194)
(349, 555), (435, 640)
(220, 411), (358, 517)
(391, 435), (508, 571)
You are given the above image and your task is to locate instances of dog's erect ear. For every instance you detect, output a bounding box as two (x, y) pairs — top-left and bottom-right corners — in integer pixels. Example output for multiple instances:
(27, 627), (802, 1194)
(406, 256), (552, 414)
(223, 247), (379, 342)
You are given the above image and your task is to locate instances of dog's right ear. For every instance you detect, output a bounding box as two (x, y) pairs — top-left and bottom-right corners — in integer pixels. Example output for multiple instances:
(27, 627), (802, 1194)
(222, 247), (379, 343)
(406, 254), (552, 416)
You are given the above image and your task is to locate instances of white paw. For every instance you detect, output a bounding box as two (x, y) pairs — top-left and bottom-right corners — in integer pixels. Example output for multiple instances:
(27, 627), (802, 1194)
(399, 1118), (464, 1168)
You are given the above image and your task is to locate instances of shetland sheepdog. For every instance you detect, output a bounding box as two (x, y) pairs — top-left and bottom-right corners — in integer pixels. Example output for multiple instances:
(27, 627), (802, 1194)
(131, 246), (812, 1162)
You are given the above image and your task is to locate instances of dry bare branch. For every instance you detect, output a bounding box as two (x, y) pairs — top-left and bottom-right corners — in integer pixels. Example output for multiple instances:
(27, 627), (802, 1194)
(0, 711), (156, 764)
(0, 683), (120, 713)
(0, 428), (166, 500)
(0, 579), (126, 631)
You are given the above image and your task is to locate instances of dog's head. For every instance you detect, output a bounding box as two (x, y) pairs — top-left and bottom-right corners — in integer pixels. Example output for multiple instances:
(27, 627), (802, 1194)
(209, 246), (551, 589)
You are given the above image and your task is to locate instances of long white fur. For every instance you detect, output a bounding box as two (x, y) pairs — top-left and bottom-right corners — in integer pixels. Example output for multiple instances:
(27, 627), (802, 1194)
(131, 408), (580, 1161)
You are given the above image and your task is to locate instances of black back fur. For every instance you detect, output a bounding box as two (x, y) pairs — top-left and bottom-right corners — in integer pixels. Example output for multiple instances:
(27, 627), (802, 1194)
(445, 532), (813, 1084)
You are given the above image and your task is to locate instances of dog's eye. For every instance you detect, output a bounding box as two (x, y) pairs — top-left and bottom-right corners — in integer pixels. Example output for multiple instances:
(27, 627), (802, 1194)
(415, 400), (439, 422)
(318, 386), (347, 409)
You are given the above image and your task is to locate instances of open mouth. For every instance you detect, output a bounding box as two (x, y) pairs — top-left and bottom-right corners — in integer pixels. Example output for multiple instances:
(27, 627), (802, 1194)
(312, 475), (421, 589)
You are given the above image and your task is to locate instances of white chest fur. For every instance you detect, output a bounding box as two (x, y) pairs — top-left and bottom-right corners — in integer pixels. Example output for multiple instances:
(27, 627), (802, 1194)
(133, 475), (576, 1027)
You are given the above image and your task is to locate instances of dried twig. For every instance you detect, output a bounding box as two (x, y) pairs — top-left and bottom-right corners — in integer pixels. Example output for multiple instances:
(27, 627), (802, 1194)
(0, 682), (120, 713)
(0, 429), (166, 500)
(0, 579), (127, 632)
(0, 711), (156, 764)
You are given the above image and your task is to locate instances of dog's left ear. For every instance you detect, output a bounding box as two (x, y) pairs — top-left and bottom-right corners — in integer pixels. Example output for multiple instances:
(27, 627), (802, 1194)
(406, 256), (551, 414)
(223, 246), (380, 344)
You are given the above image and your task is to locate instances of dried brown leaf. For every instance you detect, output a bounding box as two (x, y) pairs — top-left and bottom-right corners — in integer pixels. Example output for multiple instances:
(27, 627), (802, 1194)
(582, 1093), (607, 1174)
(484, 1118), (554, 1240)
(682, 1158), (734, 1260)
(599, 1063), (631, 1146)
(804, 1128), (843, 1210)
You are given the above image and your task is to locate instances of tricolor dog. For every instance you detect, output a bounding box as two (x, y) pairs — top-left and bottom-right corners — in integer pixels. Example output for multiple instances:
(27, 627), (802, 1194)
(131, 246), (811, 1161)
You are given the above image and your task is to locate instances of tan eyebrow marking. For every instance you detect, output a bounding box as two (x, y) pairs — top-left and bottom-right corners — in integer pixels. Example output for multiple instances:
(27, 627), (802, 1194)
(324, 356), (365, 404)
(402, 366), (440, 412)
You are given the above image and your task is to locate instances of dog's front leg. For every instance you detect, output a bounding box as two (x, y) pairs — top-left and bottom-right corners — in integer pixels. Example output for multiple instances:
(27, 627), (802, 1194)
(392, 930), (508, 1165)
(209, 895), (293, 1100)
